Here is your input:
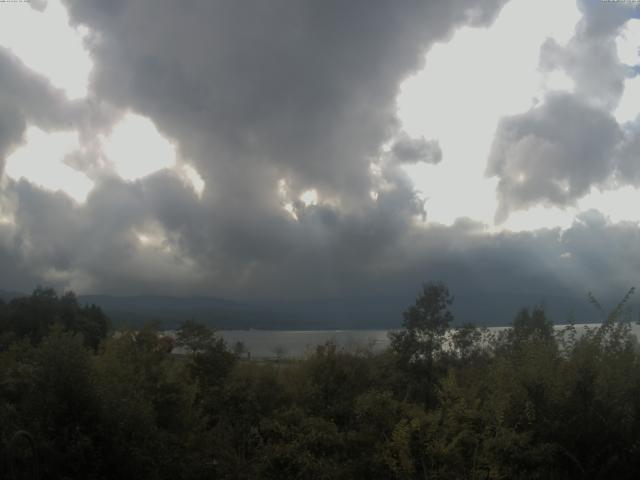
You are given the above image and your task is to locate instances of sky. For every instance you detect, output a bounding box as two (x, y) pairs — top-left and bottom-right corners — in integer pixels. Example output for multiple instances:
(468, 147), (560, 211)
(0, 0), (639, 322)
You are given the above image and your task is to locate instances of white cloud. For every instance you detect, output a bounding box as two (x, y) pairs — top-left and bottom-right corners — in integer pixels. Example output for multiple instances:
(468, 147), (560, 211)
(133, 222), (172, 252)
(498, 184), (640, 233)
(300, 189), (318, 206)
(543, 70), (576, 93)
(615, 75), (640, 123)
(500, 205), (575, 233)
(101, 113), (177, 181)
(397, 0), (581, 228)
(616, 18), (640, 66)
(578, 185), (640, 223)
(4, 126), (94, 202)
(614, 18), (640, 124)
(0, 0), (92, 99)
(179, 164), (205, 198)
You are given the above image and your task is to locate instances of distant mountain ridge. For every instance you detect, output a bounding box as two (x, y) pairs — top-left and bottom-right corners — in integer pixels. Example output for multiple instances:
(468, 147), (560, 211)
(0, 290), (24, 301)
(77, 294), (275, 330)
(1, 289), (623, 329)
(2, 290), (404, 329)
(77, 294), (407, 330)
(70, 292), (613, 330)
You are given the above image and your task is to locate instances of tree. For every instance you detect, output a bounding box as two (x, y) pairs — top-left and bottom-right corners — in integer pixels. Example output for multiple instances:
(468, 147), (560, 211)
(390, 282), (454, 364)
(389, 282), (454, 405)
(512, 306), (554, 343)
(450, 322), (484, 362)
(175, 319), (215, 354)
(0, 288), (109, 350)
(29, 326), (101, 478)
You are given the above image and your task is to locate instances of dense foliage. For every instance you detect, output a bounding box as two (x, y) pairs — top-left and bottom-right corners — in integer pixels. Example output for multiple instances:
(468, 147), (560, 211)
(1, 284), (640, 479)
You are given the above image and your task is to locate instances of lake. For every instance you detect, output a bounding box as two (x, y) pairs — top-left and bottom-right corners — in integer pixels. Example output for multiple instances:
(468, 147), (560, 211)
(216, 329), (391, 358)
(212, 323), (640, 359)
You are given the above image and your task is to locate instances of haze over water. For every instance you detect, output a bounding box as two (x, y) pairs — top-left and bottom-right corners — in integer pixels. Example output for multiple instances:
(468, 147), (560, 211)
(211, 323), (640, 359)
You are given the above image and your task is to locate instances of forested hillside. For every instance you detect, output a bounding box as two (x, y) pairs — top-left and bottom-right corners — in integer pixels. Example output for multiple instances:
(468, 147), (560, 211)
(1, 284), (639, 479)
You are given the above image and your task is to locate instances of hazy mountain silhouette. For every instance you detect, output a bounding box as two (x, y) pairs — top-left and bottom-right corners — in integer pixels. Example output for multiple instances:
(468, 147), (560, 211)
(0, 290), (25, 301)
(1, 289), (612, 329)
(77, 292), (607, 330)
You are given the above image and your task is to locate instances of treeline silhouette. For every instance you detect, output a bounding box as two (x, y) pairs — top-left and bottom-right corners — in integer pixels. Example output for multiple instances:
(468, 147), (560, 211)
(1, 284), (640, 479)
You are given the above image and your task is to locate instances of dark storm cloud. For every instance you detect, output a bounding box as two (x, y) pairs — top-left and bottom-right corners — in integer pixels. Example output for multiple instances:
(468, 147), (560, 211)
(3, 0), (640, 322)
(0, 166), (421, 298)
(1, 172), (206, 295)
(215, 211), (640, 321)
(52, 0), (507, 285)
(3, 169), (639, 323)
(559, 209), (640, 301)
(61, 0), (510, 202)
(487, 93), (621, 222)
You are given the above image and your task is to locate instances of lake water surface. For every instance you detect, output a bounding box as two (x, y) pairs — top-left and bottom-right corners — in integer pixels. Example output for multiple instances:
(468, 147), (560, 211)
(214, 323), (640, 358)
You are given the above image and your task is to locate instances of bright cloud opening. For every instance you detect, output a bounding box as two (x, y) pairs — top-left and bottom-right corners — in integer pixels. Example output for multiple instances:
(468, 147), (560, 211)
(578, 185), (640, 224)
(179, 164), (206, 198)
(276, 181), (322, 219)
(499, 185), (640, 233)
(277, 178), (298, 219)
(500, 205), (576, 233)
(299, 189), (318, 206)
(616, 75), (640, 123)
(615, 19), (640, 124)
(0, 0), (92, 99)
(102, 113), (177, 181)
(616, 18), (640, 66)
(129, 222), (202, 285)
(397, 0), (581, 228)
(543, 70), (575, 93)
(133, 223), (173, 253)
(4, 126), (94, 202)
(0, 197), (14, 226)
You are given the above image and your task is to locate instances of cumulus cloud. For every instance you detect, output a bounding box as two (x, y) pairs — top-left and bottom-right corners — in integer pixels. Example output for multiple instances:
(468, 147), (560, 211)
(28, 0), (49, 12)
(487, 2), (640, 223)
(0, 48), (79, 172)
(577, 0), (637, 39)
(38, 0), (506, 289)
(2, 168), (639, 324)
(59, 0), (508, 205)
(1, 0), (640, 325)
(0, 172), (205, 294)
(537, 0), (636, 112)
(488, 93), (621, 222)
(391, 133), (442, 165)
(539, 34), (626, 111)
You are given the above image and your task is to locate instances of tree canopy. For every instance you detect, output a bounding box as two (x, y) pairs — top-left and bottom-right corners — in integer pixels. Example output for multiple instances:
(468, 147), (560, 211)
(1, 284), (640, 479)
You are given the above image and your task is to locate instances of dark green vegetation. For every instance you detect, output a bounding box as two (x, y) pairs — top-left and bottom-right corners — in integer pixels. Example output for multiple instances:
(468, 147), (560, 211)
(1, 284), (640, 479)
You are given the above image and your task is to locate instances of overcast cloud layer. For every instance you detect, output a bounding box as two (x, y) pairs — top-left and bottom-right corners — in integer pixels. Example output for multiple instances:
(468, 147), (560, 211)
(0, 0), (639, 324)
